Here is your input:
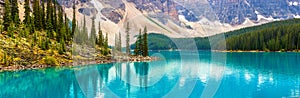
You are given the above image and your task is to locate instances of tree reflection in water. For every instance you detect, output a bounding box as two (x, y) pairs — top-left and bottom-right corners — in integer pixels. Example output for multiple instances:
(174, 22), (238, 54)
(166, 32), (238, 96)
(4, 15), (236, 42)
(134, 62), (149, 91)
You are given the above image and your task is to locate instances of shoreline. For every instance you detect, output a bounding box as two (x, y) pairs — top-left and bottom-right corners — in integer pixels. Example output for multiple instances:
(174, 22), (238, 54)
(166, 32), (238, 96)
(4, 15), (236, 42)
(2, 49), (299, 72)
(0, 56), (160, 72)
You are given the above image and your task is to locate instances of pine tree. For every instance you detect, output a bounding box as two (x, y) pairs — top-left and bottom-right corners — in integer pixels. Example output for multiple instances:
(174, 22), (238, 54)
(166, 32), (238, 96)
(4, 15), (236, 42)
(3, 0), (12, 30)
(64, 13), (70, 41)
(53, 0), (57, 33)
(33, 0), (41, 30)
(114, 33), (118, 53)
(82, 16), (88, 44)
(135, 29), (143, 56)
(142, 27), (148, 57)
(134, 40), (139, 56)
(104, 33), (109, 55)
(59, 38), (66, 54)
(118, 32), (122, 52)
(57, 6), (64, 42)
(97, 22), (103, 47)
(125, 22), (130, 55)
(72, 0), (76, 37)
(90, 17), (96, 47)
(41, 0), (45, 29)
(7, 22), (15, 37)
(11, 0), (20, 25)
(74, 21), (83, 44)
(23, 0), (31, 26)
(46, 0), (53, 31)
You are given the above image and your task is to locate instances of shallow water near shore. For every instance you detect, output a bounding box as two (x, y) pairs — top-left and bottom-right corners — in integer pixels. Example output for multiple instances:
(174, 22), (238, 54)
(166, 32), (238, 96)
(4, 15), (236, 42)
(0, 51), (300, 98)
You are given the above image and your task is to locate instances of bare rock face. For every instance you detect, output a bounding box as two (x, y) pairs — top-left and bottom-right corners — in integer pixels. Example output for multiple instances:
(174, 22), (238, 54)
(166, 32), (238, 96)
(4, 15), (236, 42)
(100, 0), (125, 23)
(208, 0), (300, 25)
(125, 0), (300, 25)
(78, 7), (98, 16)
(126, 0), (199, 22)
(101, 8), (123, 23)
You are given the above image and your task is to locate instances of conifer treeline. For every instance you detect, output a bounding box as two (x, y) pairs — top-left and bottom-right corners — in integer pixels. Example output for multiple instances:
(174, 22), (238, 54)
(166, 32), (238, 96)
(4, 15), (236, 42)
(2, 0), (110, 54)
(0, 0), (112, 66)
(2, 0), (148, 62)
(226, 20), (300, 51)
(113, 23), (148, 57)
(73, 16), (109, 55)
(144, 19), (300, 51)
(134, 27), (148, 57)
(114, 32), (122, 52)
(2, 0), (74, 53)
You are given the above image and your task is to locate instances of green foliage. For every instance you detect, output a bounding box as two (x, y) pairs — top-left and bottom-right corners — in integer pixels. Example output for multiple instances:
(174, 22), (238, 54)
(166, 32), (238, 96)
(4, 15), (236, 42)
(46, 0), (53, 31)
(11, 0), (20, 25)
(0, 50), (13, 66)
(0, 20), (3, 33)
(58, 38), (66, 54)
(7, 23), (15, 38)
(3, 0), (12, 31)
(104, 33), (109, 53)
(142, 19), (300, 51)
(74, 16), (88, 45)
(102, 49), (109, 56)
(43, 56), (58, 66)
(53, 0), (58, 32)
(219, 19), (300, 38)
(114, 32), (121, 52)
(56, 6), (64, 42)
(72, 0), (76, 37)
(74, 24), (82, 44)
(0, 0), (112, 68)
(119, 32), (121, 51)
(40, 0), (45, 29)
(97, 22), (103, 47)
(226, 19), (300, 51)
(82, 16), (88, 44)
(134, 29), (142, 56)
(39, 37), (50, 50)
(125, 22), (130, 55)
(64, 14), (71, 41)
(23, 0), (31, 26)
(3, 51), (8, 66)
(22, 26), (30, 38)
(142, 27), (148, 57)
(133, 27), (149, 56)
(31, 31), (38, 47)
(33, 0), (42, 30)
(133, 40), (139, 55)
(89, 17), (97, 47)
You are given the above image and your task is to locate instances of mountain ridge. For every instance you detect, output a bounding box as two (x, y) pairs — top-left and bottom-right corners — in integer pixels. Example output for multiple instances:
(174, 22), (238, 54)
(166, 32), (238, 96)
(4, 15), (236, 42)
(2, 0), (300, 45)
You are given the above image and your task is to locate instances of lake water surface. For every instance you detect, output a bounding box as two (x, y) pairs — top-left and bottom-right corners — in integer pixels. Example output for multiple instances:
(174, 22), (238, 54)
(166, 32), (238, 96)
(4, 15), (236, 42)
(0, 51), (300, 98)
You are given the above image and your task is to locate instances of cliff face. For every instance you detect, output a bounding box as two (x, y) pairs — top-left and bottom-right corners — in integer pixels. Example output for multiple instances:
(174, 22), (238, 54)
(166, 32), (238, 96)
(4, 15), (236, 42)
(208, 0), (296, 25)
(123, 0), (300, 25)
(126, 0), (198, 22)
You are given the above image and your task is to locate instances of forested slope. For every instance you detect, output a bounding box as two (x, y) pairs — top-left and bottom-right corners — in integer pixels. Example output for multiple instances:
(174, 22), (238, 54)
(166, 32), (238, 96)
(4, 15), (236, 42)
(146, 19), (300, 51)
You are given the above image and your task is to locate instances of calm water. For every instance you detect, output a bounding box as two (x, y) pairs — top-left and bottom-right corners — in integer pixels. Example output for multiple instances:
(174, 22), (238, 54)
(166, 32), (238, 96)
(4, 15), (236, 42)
(0, 51), (300, 98)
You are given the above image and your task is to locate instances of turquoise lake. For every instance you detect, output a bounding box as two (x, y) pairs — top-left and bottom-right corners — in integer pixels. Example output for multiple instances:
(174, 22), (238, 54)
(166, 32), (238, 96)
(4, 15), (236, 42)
(0, 51), (300, 98)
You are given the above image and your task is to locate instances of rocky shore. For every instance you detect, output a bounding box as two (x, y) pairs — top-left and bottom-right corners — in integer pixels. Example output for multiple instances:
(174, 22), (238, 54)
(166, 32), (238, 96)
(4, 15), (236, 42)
(0, 56), (159, 72)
